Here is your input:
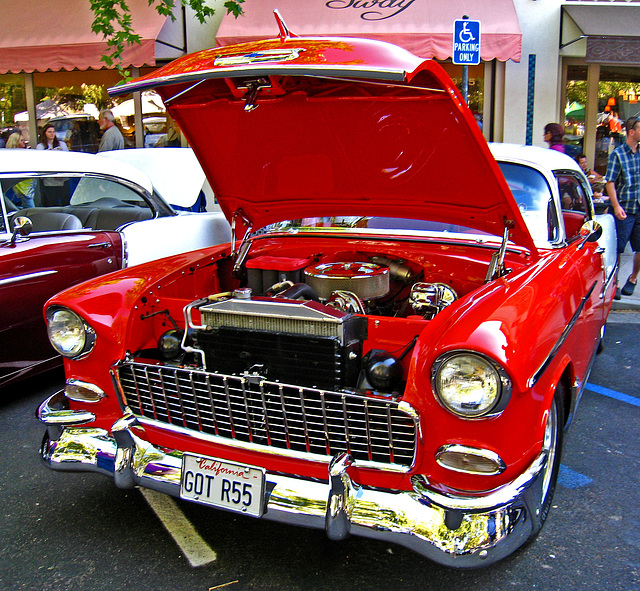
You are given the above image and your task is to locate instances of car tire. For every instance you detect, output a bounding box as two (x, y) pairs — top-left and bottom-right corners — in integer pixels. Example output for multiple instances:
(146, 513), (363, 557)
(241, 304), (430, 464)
(527, 384), (564, 539)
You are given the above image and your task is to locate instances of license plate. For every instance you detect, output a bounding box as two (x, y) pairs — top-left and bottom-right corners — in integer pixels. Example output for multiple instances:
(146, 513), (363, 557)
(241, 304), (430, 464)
(180, 453), (265, 517)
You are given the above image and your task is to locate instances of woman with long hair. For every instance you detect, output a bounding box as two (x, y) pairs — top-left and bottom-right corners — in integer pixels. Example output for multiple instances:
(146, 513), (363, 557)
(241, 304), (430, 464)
(35, 123), (70, 206)
(35, 123), (68, 151)
(543, 122), (565, 153)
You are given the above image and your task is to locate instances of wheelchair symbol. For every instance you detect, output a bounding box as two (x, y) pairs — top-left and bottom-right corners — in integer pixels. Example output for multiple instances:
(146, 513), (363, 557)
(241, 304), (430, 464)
(459, 22), (475, 43)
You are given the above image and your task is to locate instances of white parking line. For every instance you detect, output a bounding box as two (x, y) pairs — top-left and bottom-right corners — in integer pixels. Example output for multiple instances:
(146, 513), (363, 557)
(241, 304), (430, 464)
(140, 488), (217, 567)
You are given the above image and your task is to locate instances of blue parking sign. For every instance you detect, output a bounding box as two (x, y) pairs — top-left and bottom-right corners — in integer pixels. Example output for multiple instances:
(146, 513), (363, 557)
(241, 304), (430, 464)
(453, 19), (481, 65)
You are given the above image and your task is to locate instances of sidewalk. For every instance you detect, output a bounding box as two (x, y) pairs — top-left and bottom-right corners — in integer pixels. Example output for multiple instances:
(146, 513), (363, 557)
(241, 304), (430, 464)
(613, 248), (640, 311)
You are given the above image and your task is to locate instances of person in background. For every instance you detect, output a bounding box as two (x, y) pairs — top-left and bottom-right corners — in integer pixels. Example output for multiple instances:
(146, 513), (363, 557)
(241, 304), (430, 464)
(543, 123), (566, 153)
(36, 123), (68, 151)
(5, 131), (35, 208)
(575, 153), (604, 187)
(609, 111), (623, 150)
(605, 116), (640, 299)
(5, 131), (26, 149)
(34, 124), (69, 205)
(98, 109), (124, 152)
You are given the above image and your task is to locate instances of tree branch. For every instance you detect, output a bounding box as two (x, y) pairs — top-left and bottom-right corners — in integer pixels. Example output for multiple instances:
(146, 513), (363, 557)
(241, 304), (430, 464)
(89, 0), (244, 71)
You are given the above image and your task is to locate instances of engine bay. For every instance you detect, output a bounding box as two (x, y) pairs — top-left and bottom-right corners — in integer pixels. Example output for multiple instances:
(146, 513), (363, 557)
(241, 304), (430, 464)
(152, 242), (498, 397)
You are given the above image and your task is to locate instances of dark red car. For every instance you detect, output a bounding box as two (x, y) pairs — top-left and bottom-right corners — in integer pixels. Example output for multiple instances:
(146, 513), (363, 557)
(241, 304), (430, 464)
(1, 149), (229, 388)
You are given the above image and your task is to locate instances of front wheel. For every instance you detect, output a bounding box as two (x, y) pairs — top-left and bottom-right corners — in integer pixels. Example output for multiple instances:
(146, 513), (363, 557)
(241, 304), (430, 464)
(528, 385), (564, 538)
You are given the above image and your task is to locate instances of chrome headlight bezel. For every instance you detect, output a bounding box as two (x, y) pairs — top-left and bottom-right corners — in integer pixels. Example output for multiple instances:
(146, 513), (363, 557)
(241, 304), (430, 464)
(46, 306), (96, 359)
(431, 351), (512, 419)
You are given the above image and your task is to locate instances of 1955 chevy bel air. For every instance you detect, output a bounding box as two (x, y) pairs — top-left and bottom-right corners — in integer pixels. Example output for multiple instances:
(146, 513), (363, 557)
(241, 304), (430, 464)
(37, 18), (616, 568)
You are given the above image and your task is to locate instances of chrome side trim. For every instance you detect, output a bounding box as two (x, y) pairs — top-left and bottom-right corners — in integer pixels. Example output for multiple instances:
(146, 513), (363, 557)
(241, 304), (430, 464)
(565, 340), (599, 429)
(0, 269), (57, 287)
(601, 262), (618, 300)
(529, 280), (597, 387)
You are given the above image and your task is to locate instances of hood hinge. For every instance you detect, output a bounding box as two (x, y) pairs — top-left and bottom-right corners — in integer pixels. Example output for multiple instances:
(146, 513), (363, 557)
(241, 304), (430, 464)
(231, 210), (253, 273)
(485, 226), (512, 282)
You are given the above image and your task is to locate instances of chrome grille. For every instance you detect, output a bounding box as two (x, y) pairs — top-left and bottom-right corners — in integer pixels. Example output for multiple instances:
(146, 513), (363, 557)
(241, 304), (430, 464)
(115, 361), (417, 469)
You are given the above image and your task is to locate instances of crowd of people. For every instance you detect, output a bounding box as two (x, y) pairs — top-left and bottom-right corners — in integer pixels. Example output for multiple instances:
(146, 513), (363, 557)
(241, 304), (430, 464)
(544, 117), (640, 300)
(0, 109), (133, 153)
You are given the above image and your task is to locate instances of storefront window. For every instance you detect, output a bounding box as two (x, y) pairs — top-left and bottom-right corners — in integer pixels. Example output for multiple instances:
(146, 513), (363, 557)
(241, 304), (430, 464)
(566, 63), (640, 175)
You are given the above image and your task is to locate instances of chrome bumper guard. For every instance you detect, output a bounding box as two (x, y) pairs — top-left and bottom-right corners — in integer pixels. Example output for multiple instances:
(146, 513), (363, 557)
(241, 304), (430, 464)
(38, 391), (547, 568)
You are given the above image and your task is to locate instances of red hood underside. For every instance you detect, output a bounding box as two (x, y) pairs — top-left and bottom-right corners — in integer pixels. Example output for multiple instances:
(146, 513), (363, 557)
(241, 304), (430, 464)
(112, 36), (537, 254)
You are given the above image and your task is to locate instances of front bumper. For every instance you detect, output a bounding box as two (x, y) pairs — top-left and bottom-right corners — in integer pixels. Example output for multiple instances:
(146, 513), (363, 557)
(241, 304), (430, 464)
(38, 391), (547, 568)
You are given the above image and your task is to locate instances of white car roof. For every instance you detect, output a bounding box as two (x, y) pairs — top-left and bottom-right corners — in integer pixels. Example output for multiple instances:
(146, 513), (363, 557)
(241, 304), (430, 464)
(99, 148), (207, 208)
(0, 149), (153, 194)
(489, 143), (583, 175)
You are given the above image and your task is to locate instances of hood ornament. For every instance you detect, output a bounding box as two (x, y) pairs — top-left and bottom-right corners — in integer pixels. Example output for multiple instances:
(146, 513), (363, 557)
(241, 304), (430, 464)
(274, 9), (297, 41)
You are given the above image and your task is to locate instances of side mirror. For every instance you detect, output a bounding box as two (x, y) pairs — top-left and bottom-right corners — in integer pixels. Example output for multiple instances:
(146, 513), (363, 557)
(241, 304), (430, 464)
(578, 219), (602, 249)
(10, 216), (33, 245)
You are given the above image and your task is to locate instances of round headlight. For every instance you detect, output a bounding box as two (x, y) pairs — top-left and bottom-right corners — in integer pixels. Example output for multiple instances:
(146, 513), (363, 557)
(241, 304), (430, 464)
(432, 353), (510, 418)
(47, 308), (94, 358)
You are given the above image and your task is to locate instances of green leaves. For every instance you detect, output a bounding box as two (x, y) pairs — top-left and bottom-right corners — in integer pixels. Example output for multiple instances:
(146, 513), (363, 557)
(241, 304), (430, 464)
(89, 0), (244, 71)
(224, 0), (245, 18)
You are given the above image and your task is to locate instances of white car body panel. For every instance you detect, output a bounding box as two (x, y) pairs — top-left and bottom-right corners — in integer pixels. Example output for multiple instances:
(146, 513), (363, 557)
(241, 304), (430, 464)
(121, 211), (231, 267)
(98, 148), (219, 210)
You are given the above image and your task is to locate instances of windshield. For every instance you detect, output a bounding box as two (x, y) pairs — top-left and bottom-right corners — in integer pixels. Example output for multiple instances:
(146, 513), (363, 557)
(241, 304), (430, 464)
(71, 177), (149, 207)
(259, 162), (556, 244)
(498, 162), (556, 244)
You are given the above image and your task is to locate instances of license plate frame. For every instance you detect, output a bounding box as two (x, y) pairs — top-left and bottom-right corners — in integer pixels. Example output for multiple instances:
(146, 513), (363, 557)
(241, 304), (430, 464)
(180, 453), (265, 517)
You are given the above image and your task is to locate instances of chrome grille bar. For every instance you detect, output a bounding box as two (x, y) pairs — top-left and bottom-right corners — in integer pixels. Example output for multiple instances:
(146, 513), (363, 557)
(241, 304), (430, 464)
(114, 361), (417, 469)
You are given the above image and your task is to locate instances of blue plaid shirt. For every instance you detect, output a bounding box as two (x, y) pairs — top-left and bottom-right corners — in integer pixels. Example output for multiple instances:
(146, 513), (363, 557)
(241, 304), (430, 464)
(605, 142), (640, 214)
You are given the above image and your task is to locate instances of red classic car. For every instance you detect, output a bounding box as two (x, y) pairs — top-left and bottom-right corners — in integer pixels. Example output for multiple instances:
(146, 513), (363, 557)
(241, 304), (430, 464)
(37, 22), (616, 567)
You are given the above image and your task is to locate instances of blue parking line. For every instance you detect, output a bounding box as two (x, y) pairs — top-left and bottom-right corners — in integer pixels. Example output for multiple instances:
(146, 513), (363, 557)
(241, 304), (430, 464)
(556, 382), (640, 490)
(558, 465), (593, 489)
(585, 382), (640, 407)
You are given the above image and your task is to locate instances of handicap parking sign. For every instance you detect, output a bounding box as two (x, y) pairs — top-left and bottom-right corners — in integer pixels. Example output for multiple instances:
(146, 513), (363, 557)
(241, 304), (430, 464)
(453, 19), (481, 65)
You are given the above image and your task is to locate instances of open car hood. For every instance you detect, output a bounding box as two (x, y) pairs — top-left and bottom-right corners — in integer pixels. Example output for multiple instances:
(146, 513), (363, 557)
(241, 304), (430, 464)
(111, 32), (536, 254)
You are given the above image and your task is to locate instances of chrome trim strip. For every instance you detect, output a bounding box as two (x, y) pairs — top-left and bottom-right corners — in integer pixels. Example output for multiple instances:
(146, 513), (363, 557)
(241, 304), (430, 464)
(529, 280), (597, 387)
(601, 262), (618, 300)
(565, 340), (600, 428)
(109, 64), (409, 97)
(0, 269), (57, 287)
(127, 411), (412, 474)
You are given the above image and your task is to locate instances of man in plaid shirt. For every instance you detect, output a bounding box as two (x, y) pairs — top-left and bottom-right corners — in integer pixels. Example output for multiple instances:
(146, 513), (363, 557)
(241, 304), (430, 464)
(605, 116), (640, 299)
